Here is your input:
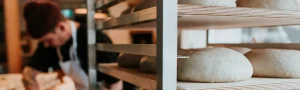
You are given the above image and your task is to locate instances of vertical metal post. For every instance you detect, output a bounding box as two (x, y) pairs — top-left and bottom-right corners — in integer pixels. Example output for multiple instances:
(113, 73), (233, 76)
(87, 0), (97, 89)
(206, 30), (209, 46)
(157, 0), (178, 90)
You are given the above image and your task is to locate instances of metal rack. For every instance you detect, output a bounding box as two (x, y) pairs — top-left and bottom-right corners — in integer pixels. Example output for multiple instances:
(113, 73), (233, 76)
(87, 0), (300, 90)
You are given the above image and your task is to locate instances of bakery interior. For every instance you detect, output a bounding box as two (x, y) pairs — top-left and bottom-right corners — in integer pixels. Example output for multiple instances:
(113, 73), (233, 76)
(1, 0), (300, 90)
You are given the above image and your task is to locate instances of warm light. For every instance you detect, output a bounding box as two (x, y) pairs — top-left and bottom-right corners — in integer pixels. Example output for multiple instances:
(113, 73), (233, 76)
(74, 8), (110, 20)
(94, 13), (108, 19)
(74, 8), (87, 14)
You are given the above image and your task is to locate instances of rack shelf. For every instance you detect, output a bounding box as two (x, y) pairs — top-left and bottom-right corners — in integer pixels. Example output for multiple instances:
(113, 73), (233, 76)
(99, 5), (300, 30)
(96, 44), (197, 58)
(98, 63), (156, 90)
(208, 43), (300, 50)
(178, 78), (300, 90)
(98, 64), (300, 90)
(97, 44), (156, 56)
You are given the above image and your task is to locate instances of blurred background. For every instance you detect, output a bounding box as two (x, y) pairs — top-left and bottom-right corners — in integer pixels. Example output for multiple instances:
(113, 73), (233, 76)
(0, 0), (299, 89)
(1, 0), (300, 74)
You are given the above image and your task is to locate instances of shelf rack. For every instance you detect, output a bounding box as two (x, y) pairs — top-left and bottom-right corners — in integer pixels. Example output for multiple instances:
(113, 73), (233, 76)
(98, 63), (157, 90)
(98, 63), (300, 90)
(87, 0), (300, 90)
(100, 5), (300, 30)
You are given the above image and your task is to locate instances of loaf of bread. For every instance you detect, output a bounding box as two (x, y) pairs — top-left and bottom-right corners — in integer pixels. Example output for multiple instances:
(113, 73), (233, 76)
(179, 0), (237, 7)
(246, 49), (300, 78)
(117, 54), (144, 68)
(237, 0), (300, 10)
(178, 48), (253, 83)
(140, 56), (156, 73)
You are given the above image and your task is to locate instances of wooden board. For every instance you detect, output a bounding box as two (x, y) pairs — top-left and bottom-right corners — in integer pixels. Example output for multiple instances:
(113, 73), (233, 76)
(97, 44), (156, 56)
(98, 63), (157, 90)
(178, 78), (300, 90)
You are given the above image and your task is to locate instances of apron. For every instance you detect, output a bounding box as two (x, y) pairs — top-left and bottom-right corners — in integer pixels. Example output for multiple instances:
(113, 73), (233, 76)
(56, 21), (89, 90)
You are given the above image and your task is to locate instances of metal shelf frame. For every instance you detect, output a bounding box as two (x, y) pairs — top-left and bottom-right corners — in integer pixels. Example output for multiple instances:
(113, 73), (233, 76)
(87, 0), (97, 89)
(87, 0), (178, 90)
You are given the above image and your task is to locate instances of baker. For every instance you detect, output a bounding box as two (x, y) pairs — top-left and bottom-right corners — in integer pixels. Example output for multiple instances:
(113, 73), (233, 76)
(22, 1), (122, 90)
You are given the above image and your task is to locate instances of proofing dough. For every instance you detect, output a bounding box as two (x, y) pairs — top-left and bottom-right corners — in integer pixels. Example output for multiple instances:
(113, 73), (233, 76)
(117, 54), (144, 68)
(178, 48), (253, 83)
(245, 49), (300, 78)
(179, 0), (237, 7)
(237, 0), (300, 10)
(228, 47), (251, 54)
(140, 56), (156, 73)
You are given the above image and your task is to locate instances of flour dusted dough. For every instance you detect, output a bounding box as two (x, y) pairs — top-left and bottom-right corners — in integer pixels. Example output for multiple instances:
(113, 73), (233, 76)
(140, 56), (156, 73)
(117, 54), (144, 68)
(245, 49), (300, 78)
(178, 48), (253, 83)
(228, 47), (251, 54)
(179, 0), (237, 7)
(237, 0), (300, 10)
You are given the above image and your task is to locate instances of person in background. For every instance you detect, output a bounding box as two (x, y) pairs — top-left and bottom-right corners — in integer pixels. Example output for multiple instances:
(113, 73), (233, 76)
(22, 0), (122, 90)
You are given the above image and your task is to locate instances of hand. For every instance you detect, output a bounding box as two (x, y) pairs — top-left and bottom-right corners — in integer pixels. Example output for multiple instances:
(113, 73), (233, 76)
(51, 76), (76, 90)
(101, 80), (123, 90)
(109, 80), (123, 90)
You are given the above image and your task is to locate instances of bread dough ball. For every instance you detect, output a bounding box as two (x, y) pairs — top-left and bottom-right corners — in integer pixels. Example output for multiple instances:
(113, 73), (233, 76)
(179, 0), (237, 7)
(178, 48), (253, 83)
(140, 56), (156, 73)
(228, 47), (251, 54)
(245, 49), (300, 78)
(117, 54), (144, 68)
(237, 0), (300, 10)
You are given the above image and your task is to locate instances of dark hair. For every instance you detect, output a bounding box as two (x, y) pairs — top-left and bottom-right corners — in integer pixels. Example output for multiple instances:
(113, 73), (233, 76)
(23, 1), (65, 39)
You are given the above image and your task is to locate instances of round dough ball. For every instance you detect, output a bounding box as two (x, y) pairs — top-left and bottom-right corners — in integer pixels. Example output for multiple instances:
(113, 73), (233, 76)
(228, 47), (251, 54)
(245, 49), (300, 78)
(178, 48), (253, 83)
(237, 0), (300, 10)
(179, 0), (237, 7)
(117, 54), (144, 68)
(140, 56), (156, 73)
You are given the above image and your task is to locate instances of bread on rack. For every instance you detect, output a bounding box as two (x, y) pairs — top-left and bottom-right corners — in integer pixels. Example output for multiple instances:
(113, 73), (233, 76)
(245, 49), (300, 78)
(117, 53), (144, 68)
(237, 0), (300, 10)
(178, 0), (237, 7)
(178, 48), (253, 83)
(228, 47), (251, 54)
(140, 56), (156, 73)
